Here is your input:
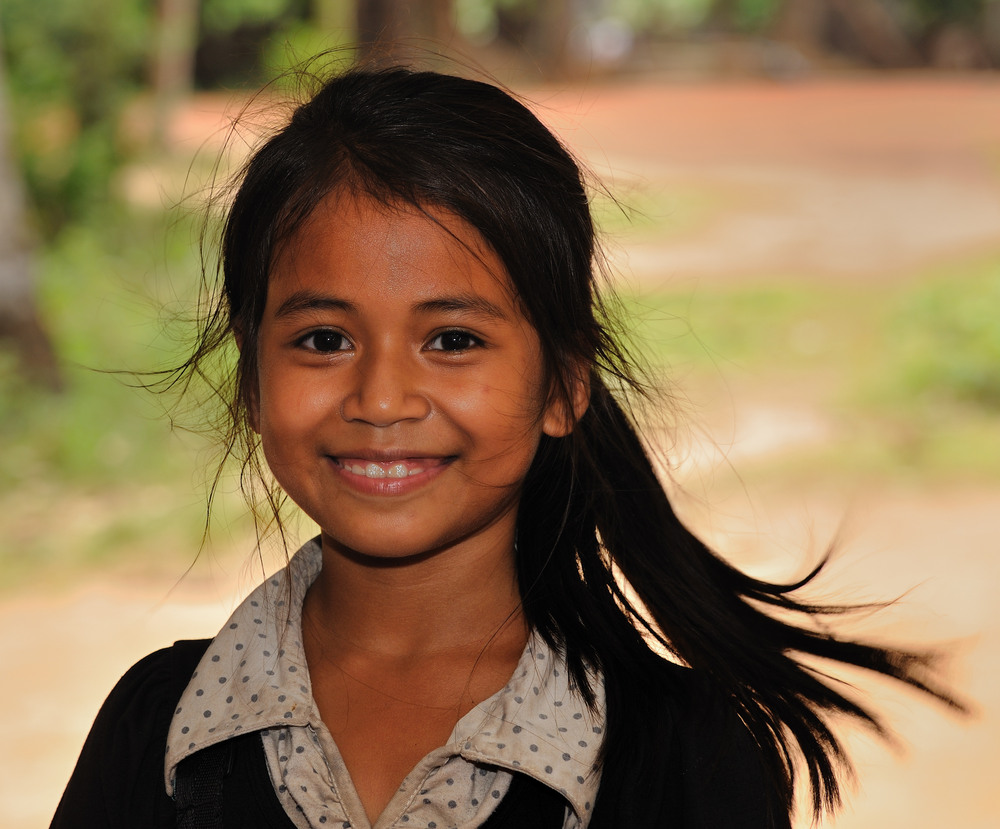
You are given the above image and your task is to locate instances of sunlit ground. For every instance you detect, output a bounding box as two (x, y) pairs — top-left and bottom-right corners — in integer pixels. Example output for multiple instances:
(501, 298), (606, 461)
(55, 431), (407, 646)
(2, 74), (999, 828)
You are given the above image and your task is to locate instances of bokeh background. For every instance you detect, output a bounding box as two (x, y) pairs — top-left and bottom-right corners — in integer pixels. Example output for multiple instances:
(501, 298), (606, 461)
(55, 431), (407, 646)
(1, 2), (998, 827)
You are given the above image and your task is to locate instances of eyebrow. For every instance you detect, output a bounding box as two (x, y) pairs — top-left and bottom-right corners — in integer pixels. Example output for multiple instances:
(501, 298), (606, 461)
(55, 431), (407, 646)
(272, 291), (511, 322)
(412, 296), (510, 322)
(272, 291), (354, 320)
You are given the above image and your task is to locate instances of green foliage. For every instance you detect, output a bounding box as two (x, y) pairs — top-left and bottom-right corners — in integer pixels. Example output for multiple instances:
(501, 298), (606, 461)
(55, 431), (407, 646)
(624, 254), (1000, 415)
(731, 0), (782, 31)
(622, 281), (851, 373)
(0, 0), (151, 236)
(0, 205), (238, 583)
(458, 0), (996, 40)
(261, 21), (356, 84)
(457, 0), (717, 35)
(615, 0), (713, 28)
(0, 210), (198, 487)
(203, 0), (298, 33)
(911, 0), (987, 27)
(617, 252), (1000, 481)
(888, 262), (1000, 409)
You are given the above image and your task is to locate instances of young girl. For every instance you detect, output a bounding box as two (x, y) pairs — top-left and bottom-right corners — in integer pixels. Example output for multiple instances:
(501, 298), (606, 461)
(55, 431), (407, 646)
(51, 66), (958, 829)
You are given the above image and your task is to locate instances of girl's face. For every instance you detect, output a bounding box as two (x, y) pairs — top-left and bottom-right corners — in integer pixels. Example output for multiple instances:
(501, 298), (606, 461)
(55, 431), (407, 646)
(254, 191), (570, 563)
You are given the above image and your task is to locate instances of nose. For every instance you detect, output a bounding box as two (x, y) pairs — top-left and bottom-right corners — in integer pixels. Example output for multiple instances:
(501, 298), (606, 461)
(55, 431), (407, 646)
(340, 347), (431, 426)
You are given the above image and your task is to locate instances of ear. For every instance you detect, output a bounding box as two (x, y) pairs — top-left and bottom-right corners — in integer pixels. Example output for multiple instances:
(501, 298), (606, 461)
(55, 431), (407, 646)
(233, 327), (261, 435)
(542, 364), (590, 438)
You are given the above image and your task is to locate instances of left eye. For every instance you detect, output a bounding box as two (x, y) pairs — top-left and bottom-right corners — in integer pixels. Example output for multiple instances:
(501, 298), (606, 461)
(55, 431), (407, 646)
(427, 331), (480, 351)
(299, 330), (351, 352)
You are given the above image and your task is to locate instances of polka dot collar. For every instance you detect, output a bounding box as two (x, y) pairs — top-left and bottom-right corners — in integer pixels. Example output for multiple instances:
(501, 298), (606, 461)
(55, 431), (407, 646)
(165, 539), (605, 828)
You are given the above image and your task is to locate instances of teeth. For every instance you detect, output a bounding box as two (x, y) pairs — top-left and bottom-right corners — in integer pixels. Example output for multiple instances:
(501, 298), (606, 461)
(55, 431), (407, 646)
(344, 461), (425, 479)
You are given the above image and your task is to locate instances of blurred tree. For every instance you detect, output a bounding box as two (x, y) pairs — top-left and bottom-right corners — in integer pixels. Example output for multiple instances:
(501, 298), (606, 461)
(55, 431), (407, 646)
(532, 0), (573, 78)
(203, 0), (298, 30)
(152, 0), (200, 148)
(0, 25), (60, 389)
(0, 0), (150, 236)
(912, 0), (984, 27)
(760, 0), (994, 66)
(827, 0), (918, 65)
(720, 0), (918, 65)
(315, 0), (356, 37)
(911, 0), (994, 67)
(356, 0), (456, 60)
(197, 0), (302, 85)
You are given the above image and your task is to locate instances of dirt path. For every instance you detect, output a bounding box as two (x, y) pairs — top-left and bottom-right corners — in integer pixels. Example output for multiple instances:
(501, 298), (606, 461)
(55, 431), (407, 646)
(540, 75), (1000, 281)
(6, 75), (1000, 829)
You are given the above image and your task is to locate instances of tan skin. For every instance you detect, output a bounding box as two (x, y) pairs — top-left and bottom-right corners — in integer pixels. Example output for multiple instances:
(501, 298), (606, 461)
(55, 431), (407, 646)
(251, 192), (587, 822)
(301, 539), (529, 819)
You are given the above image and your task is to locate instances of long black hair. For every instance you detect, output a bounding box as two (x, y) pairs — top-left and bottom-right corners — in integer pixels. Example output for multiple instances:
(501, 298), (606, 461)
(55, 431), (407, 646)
(181, 63), (961, 823)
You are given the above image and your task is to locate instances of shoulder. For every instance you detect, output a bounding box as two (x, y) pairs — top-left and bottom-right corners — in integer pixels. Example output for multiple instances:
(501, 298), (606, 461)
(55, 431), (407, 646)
(591, 661), (790, 829)
(77, 639), (211, 757)
(50, 640), (212, 829)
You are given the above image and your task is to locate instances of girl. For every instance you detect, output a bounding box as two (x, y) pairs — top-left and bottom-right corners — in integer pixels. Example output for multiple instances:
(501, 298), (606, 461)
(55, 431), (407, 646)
(52, 66), (958, 829)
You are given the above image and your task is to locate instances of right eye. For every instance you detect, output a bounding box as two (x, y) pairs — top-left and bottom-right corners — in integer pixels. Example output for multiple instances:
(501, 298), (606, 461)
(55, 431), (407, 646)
(298, 329), (351, 353)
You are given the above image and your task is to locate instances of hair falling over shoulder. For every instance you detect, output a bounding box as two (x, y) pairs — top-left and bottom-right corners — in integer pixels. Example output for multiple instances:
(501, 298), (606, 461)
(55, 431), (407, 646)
(520, 377), (966, 819)
(173, 59), (966, 825)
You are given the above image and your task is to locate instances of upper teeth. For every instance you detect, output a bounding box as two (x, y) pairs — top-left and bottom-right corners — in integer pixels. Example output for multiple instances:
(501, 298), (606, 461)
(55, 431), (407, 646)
(345, 461), (422, 478)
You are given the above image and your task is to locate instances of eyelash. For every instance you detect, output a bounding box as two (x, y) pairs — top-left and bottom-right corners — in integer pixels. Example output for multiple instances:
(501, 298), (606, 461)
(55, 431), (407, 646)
(297, 329), (351, 353)
(295, 328), (484, 354)
(426, 330), (483, 352)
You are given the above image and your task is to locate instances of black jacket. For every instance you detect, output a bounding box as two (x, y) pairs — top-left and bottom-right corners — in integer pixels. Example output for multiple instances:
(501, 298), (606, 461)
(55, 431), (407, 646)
(51, 640), (786, 828)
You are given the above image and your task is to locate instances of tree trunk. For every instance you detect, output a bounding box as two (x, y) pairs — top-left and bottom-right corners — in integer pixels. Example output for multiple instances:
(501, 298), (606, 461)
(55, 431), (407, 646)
(150, 0), (199, 149)
(774, 0), (919, 66)
(314, 0), (356, 40)
(827, 0), (918, 66)
(356, 0), (456, 61)
(0, 22), (61, 391)
(532, 0), (574, 80)
(707, 0), (743, 30)
(773, 0), (831, 50)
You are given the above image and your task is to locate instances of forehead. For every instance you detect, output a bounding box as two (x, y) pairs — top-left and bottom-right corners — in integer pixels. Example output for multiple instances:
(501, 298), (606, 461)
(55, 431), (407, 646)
(269, 190), (516, 307)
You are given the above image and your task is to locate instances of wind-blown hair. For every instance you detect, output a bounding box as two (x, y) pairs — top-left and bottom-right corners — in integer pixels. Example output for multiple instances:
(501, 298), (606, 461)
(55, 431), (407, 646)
(182, 65), (960, 824)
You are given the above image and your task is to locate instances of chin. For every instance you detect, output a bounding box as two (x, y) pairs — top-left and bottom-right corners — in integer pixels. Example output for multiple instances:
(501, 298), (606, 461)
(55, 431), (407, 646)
(319, 528), (451, 563)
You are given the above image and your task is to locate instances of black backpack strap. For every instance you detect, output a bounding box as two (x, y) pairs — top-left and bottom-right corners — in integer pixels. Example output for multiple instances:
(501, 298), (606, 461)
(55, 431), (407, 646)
(175, 741), (234, 829)
(479, 771), (568, 829)
(166, 639), (231, 829)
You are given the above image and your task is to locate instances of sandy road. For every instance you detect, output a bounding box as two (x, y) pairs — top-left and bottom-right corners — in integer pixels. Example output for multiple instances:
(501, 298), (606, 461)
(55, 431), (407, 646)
(5, 74), (1000, 828)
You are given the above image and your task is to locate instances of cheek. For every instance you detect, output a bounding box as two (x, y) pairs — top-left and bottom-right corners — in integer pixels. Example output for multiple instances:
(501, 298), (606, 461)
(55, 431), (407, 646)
(450, 374), (549, 465)
(257, 371), (334, 449)
(447, 370), (543, 421)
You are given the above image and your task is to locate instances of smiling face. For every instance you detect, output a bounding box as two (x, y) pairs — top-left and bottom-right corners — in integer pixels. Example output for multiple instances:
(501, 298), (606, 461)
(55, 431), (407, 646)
(255, 191), (569, 564)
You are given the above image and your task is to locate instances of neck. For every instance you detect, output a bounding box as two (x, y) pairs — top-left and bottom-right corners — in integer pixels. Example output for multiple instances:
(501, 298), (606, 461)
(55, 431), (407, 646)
(303, 530), (527, 663)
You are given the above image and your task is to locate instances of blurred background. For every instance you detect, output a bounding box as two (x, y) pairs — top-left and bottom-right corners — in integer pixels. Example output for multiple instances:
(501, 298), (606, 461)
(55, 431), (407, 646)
(1, 1), (998, 827)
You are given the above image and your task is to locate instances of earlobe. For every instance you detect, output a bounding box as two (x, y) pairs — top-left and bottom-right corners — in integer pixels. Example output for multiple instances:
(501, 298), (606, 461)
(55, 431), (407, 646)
(542, 367), (591, 438)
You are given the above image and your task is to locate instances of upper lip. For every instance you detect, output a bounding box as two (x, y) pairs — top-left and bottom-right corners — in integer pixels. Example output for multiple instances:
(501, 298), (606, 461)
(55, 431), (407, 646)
(329, 450), (452, 462)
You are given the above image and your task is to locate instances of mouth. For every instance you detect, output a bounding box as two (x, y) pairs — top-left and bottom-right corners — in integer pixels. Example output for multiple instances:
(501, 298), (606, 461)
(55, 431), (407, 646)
(333, 455), (453, 480)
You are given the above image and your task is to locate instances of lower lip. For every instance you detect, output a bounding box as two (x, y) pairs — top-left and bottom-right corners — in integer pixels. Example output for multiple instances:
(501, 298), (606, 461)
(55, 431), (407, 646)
(328, 457), (453, 496)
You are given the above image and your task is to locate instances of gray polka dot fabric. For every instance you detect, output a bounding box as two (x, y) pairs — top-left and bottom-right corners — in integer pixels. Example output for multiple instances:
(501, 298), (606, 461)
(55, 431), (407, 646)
(165, 540), (604, 829)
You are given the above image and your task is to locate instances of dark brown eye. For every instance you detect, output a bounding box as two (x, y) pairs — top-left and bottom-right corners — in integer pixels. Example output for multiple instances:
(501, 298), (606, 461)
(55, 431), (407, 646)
(428, 331), (479, 351)
(301, 330), (350, 352)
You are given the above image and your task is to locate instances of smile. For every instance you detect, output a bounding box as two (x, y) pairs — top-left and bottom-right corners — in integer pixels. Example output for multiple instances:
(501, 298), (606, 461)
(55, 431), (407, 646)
(339, 460), (427, 479)
(331, 455), (454, 494)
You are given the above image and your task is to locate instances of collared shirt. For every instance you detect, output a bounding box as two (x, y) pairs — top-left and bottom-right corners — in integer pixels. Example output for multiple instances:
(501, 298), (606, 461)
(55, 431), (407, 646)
(165, 539), (605, 829)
